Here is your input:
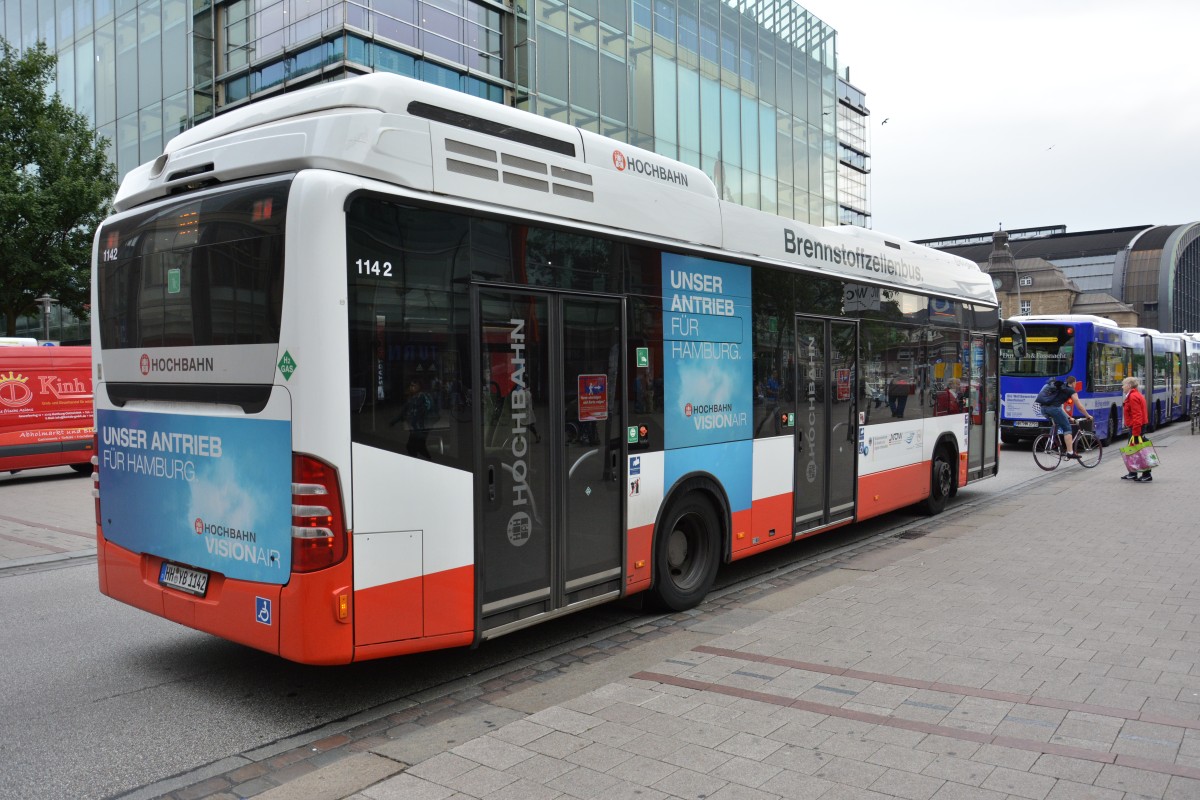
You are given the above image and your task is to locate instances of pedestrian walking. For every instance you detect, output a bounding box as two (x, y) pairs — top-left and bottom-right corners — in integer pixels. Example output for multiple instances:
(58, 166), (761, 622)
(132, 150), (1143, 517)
(1120, 376), (1153, 482)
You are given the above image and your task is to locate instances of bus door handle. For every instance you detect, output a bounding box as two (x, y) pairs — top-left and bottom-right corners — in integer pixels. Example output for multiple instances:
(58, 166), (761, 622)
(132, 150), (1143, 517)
(611, 448), (619, 480)
(487, 465), (496, 501)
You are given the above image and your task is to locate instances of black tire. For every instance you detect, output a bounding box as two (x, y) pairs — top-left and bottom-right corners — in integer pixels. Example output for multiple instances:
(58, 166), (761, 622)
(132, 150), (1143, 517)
(1031, 432), (1062, 471)
(1075, 431), (1102, 468)
(920, 446), (954, 515)
(1000, 432), (1017, 445)
(1106, 414), (1118, 446)
(649, 494), (721, 612)
(70, 463), (93, 475)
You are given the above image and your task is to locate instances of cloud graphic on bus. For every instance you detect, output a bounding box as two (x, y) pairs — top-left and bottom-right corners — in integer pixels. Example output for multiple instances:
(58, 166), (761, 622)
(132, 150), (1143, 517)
(187, 457), (263, 534)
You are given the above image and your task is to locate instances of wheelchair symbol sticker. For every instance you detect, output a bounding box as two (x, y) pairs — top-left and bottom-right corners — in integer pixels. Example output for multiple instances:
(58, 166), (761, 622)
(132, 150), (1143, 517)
(255, 597), (272, 626)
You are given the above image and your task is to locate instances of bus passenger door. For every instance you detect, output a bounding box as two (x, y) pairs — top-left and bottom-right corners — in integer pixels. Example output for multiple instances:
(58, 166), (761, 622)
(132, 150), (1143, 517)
(475, 290), (624, 637)
(967, 334), (998, 479)
(793, 317), (858, 535)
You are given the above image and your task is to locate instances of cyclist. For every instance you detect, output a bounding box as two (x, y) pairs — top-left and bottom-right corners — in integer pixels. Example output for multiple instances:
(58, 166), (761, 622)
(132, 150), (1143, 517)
(1036, 375), (1094, 460)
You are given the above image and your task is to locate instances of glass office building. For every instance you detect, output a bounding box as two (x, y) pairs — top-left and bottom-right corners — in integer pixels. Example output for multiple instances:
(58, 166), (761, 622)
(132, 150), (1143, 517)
(1, 0), (847, 225)
(836, 72), (870, 227)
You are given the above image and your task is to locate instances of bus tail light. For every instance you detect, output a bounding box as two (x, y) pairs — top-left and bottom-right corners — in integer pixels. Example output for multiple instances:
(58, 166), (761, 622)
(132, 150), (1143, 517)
(291, 454), (348, 573)
(92, 433), (100, 526)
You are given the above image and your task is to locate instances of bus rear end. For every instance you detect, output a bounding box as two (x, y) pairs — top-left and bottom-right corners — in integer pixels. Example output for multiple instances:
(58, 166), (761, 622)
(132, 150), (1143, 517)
(92, 176), (355, 664)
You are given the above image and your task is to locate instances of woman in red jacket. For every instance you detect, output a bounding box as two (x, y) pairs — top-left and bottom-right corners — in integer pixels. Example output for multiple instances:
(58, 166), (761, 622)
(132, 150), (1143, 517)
(1121, 377), (1150, 482)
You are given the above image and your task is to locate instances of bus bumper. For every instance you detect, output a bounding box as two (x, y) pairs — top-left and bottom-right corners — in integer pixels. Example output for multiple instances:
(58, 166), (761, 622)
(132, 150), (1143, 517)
(97, 535), (356, 665)
(1001, 422), (1044, 442)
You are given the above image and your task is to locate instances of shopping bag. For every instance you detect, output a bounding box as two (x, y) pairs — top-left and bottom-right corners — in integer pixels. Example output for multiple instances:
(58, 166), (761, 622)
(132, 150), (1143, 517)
(1120, 439), (1160, 471)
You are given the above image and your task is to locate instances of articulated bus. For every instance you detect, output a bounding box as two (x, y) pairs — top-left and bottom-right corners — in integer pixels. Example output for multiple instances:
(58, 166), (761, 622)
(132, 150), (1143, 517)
(1133, 328), (1192, 426)
(91, 74), (1005, 665)
(999, 315), (1192, 444)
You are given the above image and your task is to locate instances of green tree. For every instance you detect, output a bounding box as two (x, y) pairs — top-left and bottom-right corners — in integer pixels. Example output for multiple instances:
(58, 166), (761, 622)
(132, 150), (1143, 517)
(0, 39), (117, 337)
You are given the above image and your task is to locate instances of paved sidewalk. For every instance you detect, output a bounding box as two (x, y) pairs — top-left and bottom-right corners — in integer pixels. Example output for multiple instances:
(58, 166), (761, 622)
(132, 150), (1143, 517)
(340, 431), (1200, 800)
(0, 466), (95, 568)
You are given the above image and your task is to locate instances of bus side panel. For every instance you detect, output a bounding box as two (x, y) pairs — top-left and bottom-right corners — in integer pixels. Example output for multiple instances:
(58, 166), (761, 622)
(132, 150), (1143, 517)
(855, 418), (934, 518)
(354, 534), (424, 645)
(625, 451), (664, 594)
(349, 444), (474, 647)
(856, 464), (928, 518)
(625, 523), (653, 594)
(423, 564), (474, 635)
(738, 436), (793, 560)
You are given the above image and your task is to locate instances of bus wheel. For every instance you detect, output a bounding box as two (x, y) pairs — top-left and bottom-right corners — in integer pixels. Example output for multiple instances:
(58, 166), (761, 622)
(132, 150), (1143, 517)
(650, 494), (721, 612)
(70, 463), (93, 475)
(1106, 415), (1118, 445)
(920, 447), (953, 516)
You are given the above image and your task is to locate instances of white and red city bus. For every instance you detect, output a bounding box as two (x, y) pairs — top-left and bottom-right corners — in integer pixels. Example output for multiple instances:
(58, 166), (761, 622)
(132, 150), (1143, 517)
(91, 73), (1002, 664)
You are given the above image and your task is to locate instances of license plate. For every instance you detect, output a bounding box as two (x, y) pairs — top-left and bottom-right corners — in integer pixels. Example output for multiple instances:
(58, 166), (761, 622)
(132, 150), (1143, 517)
(1014, 420), (1040, 427)
(159, 562), (209, 597)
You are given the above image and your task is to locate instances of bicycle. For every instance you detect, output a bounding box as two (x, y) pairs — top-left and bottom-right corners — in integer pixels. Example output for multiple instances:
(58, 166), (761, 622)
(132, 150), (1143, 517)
(1032, 418), (1102, 471)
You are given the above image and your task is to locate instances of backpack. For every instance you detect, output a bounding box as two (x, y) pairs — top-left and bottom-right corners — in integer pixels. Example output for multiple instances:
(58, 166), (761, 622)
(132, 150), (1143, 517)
(1035, 380), (1070, 406)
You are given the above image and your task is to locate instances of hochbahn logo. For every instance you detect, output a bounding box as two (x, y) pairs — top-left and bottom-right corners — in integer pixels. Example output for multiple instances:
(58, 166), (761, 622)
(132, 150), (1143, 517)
(194, 516), (280, 568)
(682, 400), (745, 430)
(611, 149), (689, 187)
(139, 353), (215, 375)
(194, 517), (257, 541)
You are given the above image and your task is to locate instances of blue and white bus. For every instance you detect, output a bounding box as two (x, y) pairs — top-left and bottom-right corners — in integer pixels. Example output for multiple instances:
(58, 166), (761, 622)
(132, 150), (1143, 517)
(1134, 328), (1190, 426)
(999, 315), (1195, 444)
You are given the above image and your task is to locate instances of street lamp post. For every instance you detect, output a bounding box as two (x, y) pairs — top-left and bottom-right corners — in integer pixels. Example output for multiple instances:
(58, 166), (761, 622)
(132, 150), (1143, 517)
(36, 294), (58, 343)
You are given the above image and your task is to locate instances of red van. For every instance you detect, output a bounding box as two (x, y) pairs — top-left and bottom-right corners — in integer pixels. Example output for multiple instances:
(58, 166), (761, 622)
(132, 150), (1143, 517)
(0, 346), (94, 474)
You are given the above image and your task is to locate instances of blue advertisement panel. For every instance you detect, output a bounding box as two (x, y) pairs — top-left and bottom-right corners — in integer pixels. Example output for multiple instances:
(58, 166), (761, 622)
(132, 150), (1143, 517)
(97, 408), (293, 583)
(662, 254), (752, 449)
(665, 440), (752, 513)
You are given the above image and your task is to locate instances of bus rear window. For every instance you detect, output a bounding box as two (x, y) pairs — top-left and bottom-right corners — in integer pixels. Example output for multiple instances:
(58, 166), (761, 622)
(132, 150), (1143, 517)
(96, 179), (289, 349)
(1000, 324), (1075, 376)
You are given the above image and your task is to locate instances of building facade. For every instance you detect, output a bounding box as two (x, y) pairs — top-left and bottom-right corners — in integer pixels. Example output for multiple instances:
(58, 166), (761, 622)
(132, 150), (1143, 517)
(1, 0), (856, 228)
(922, 224), (1200, 333)
(835, 70), (869, 227)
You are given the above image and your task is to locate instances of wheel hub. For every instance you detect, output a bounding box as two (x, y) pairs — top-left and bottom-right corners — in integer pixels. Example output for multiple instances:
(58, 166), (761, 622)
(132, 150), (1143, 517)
(667, 528), (690, 571)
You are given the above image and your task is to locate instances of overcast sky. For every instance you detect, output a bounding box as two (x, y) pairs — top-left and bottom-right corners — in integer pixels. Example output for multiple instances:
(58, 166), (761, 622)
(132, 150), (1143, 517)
(799, 0), (1200, 241)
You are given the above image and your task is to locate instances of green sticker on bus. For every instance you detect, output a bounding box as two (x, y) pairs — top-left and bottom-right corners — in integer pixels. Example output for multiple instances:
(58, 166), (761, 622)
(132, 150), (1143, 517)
(167, 268), (181, 294)
(278, 351), (297, 380)
(627, 426), (638, 443)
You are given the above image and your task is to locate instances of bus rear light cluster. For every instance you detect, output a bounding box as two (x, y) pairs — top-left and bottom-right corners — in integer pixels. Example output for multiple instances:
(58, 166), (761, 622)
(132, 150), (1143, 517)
(91, 434), (100, 525)
(291, 454), (348, 573)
